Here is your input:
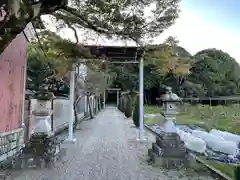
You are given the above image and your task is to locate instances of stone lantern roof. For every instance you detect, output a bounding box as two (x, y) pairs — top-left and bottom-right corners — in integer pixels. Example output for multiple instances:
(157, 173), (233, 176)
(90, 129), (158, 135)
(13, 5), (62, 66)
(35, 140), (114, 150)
(159, 87), (181, 102)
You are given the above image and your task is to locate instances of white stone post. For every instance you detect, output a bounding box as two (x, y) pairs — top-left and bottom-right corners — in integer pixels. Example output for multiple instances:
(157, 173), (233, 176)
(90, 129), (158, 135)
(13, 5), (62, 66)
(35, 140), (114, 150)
(103, 90), (106, 108)
(84, 95), (88, 114)
(64, 67), (76, 143)
(138, 57), (145, 141)
(117, 90), (119, 106)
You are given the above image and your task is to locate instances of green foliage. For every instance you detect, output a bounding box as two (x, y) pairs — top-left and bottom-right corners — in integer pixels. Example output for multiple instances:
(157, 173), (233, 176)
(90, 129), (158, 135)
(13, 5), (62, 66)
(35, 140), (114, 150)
(1, 0), (181, 53)
(119, 97), (125, 113)
(27, 48), (53, 91)
(124, 95), (133, 118)
(29, 31), (112, 97)
(110, 45), (240, 101)
(118, 98), (121, 111)
(54, 0), (181, 42)
(144, 38), (192, 76)
(108, 37), (193, 94)
(34, 90), (55, 101)
(108, 64), (139, 91)
(188, 49), (240, 97)
(132, 95), (140, 127)
(27, 44), (71, 96)
(235, 166), (240, 180)
(30, 31), (92, 79)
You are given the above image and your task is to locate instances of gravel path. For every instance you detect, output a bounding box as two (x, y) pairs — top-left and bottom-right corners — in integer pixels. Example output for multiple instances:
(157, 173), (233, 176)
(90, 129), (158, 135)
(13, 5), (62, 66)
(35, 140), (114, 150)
(9, 106), (214, 180)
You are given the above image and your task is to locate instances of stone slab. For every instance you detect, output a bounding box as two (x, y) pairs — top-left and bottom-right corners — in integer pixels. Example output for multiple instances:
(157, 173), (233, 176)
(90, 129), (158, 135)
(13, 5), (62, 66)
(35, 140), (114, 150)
(150, 151), (188, 169)
(156, 136), (184, 148)
(152, 143), (186, 158)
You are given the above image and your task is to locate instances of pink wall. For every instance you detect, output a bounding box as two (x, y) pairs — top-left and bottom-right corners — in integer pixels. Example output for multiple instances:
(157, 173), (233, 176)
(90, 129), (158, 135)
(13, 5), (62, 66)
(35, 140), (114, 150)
(0, 33), (28, 133)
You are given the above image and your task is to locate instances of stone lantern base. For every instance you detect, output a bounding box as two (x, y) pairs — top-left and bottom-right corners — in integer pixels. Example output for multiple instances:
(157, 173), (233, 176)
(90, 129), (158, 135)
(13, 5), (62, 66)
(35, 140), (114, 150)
(148, 129), (194, 169)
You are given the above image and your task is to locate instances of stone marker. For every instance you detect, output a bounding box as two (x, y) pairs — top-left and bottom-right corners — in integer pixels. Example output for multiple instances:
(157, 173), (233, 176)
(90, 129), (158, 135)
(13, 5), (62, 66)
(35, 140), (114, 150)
(149, 86), (192, 169)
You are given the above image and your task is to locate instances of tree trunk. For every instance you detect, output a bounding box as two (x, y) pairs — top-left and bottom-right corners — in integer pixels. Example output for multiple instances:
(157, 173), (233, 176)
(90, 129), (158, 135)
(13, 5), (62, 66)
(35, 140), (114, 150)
(73, 102), (78, 131)
(87, 95), (93, 119)
(0, 1), (68, 52)
(73, 95), (84, 131)
(149, 90), (152, 104)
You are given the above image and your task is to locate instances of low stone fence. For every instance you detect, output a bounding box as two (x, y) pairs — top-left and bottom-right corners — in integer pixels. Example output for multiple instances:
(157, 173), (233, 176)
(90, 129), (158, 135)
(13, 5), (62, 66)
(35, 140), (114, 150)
(29, 98), (85, 135)
(0, 97), (84, 163)
(0, 95), (102, 163)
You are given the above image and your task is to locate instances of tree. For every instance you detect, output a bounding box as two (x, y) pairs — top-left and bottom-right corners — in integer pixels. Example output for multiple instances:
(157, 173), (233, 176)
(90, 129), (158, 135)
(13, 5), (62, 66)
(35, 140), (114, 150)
(235, 166), (240, 180)
(27, 48), (53, 91)
(0, 0), (68, 51)
(28, 30), (112, 128)
(124, 93), (137, 118)
(74, 65), (112, 122)
(107, 37), (192, 104)
(143, 37), (192, 98)
(1, 0), (181, 52)
(145, 37), (192, 78)
(188, 48), (240, 97)
(108, 63), (139, 92)
(27, 40), (72, 97)
(132, 94), (140, 127)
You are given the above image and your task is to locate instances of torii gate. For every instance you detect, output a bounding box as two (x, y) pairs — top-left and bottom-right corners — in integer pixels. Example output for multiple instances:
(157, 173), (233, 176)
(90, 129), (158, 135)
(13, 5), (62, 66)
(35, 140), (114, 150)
(103, 88), (121, 107)
(66, 45), (145, 142)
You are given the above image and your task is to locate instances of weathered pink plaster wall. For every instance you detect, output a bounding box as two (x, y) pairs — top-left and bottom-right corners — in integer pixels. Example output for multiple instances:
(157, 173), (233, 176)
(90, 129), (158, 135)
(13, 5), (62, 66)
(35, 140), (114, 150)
(0, 33), (27, 133)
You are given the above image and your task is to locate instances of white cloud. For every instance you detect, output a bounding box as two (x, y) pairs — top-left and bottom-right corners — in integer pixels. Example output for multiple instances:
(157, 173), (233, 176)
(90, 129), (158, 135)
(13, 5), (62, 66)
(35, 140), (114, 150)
(154, 4), (240, 62)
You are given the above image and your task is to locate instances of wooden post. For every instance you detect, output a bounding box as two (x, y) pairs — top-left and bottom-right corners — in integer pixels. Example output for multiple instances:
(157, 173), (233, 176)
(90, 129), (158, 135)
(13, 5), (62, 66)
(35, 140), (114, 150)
(51, 98), (54, 131)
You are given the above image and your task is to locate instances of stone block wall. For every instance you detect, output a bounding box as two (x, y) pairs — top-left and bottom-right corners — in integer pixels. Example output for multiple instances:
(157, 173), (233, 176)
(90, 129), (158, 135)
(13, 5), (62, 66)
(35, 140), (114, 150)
(0, 128), (24, 162)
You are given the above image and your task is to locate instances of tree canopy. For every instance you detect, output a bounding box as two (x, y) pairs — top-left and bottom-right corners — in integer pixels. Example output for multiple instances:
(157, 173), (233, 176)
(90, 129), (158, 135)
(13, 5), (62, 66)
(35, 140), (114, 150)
(108, 41), (240, 104)
(187, 49), (240, 97)
(0, 0), (181, 52)
(27, 29), (240, 103)
(5, 0), (237, 102)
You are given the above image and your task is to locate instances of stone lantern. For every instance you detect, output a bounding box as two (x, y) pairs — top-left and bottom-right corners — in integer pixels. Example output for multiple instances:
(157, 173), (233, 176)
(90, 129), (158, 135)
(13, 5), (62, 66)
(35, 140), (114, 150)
(32, 91), (55, 135)
(159, 86), (181, 125)
(18, 91), (61, 169)
(149, 87), (190, 169)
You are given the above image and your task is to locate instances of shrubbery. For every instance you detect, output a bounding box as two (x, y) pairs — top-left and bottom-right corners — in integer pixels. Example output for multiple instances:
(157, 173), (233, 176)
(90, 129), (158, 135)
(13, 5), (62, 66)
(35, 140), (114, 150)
(124, 95), (133, 118)
(132, 95), (140, 127)
(118, 98), (124, 112)
(235, 166), (240, 180)
(118, 98), (122, 110)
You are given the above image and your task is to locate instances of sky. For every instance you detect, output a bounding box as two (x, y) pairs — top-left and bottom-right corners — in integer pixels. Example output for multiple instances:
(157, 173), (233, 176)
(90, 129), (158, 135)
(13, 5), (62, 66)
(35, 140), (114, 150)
(157, 0), (240, 63)
(41, 0), (240, 63)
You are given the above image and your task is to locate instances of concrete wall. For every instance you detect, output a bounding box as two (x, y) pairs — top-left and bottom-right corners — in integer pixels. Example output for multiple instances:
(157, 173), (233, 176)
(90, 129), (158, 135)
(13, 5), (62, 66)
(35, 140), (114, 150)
(29, 98), (85, 135)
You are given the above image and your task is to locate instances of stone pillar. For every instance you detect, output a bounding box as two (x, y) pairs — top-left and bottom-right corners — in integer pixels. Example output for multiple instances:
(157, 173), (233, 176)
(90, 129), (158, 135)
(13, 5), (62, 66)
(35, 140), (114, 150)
(117, 91), (119, 106)
(84, 96), (88, 117)
(103, 91), (106, 108)
(149, 87), (189, 169)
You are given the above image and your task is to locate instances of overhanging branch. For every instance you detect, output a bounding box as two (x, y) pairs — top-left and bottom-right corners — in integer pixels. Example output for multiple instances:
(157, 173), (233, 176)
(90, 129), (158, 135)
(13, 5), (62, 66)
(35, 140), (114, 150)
(61, 6), (113, 35)
(60, 6), (140, 43)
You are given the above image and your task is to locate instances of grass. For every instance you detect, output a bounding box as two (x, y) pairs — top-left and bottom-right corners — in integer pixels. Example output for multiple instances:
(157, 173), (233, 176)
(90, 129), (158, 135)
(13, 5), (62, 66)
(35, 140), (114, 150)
(144, 103), (240, 134)
(208, 160), (236, 178)
(144, 103), (240, 179)
(144, 105), (164, 125)
(144, 105), (163, 114)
